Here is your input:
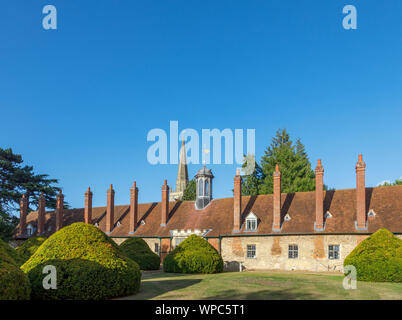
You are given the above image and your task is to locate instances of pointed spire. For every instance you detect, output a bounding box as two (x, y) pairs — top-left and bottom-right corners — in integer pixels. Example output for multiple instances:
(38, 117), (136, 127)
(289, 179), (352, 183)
(175, 139), (189, 194)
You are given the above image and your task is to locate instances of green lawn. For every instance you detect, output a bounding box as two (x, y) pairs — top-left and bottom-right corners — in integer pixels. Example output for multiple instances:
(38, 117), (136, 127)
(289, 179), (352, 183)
(118, 270), (402, 300)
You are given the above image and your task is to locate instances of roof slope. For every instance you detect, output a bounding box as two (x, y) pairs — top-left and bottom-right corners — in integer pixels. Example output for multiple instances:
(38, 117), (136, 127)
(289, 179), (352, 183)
(19, 185), (402, 238)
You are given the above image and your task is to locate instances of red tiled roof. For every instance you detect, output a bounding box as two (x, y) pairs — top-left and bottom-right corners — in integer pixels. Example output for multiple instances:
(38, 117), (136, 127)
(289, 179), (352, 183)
(20, 185), (402, 238)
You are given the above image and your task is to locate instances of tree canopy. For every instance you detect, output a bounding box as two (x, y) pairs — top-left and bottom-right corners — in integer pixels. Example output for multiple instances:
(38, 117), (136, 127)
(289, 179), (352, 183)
(241, 129), (318, 195)
(378, 178), (402, 187)
(182, 179), (196, 201)
(0, 147), (65, 240)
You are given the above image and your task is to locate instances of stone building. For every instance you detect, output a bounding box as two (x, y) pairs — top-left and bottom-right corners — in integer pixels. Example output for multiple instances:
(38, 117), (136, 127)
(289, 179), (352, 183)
(14, 154), (402, 272)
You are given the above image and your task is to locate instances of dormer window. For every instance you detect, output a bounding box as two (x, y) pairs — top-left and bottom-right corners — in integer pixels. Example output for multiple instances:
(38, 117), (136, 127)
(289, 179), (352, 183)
(245, 212), (258, 231)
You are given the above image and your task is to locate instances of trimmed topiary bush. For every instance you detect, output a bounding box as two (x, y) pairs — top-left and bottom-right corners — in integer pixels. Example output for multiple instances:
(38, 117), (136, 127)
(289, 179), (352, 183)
(0, 239), (31, 300)
(16, 236), (47, 263)
(0, 238), (25, 266)
(344, 228), (402, 282)
(163, 235), (223, 274)
(21, 223), (141, 300)
(120, 238), (160, 270)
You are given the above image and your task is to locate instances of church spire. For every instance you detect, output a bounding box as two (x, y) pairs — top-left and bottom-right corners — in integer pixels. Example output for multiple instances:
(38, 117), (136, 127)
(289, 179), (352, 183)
(175, 139), (189, 194)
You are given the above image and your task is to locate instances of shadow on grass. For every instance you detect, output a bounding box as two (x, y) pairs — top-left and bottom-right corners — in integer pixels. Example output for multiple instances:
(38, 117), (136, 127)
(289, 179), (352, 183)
(128, 277), (203, 300)
(205, 288), (318, 300)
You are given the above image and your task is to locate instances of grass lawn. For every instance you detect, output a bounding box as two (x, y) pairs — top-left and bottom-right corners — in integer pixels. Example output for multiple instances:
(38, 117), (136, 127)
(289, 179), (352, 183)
(118, 270), (402, 300)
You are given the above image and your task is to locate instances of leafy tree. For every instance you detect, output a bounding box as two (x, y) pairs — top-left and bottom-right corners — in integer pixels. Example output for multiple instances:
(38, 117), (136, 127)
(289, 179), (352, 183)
(182, 179), (196, 201)
(378, 178), (402, 187)
(0, 147), (66, 240)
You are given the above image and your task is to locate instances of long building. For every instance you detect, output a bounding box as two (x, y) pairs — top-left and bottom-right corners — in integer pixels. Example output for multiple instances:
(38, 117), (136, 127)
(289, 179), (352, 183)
(14, 154), (402, 272)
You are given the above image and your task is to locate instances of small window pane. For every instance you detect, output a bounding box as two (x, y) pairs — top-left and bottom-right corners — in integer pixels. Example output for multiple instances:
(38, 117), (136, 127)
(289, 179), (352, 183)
(328, 245), (340, 260)
(154, 243), (159, 254)
(198, 180), (203, 196)
(288, 244), (298, 259)
(247, 244), (256, 258)
(246, 219), (257, 231)
(205, 180), (209, 196)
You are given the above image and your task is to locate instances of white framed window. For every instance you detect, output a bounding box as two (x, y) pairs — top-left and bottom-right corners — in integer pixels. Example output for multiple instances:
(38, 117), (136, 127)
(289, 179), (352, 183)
(245, 212), (258, 232)
(288, 244), (298, 259)
(154, 243), (159, 254)
(205, 180), (209, 196)
(246, 219), (256, 231)
(246, 244), (256, 258)
(198, 179), (204, 196)
(328, 245), (340, 260)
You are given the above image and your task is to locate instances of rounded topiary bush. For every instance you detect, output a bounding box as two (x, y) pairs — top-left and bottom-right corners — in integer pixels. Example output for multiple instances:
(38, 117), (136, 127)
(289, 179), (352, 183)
(163, 235), (223, 274)
(120, 238), (160, 270)
(21, 223), (141, 300)
(0, 239), (31, 300)
(0, 238), (25, 266)
(16, 236), (47, 263)
(344, 228), (402, 282)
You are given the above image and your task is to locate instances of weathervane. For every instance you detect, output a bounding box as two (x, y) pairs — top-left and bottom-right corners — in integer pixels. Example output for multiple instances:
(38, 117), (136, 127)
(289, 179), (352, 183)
(202, 144), (210, 166)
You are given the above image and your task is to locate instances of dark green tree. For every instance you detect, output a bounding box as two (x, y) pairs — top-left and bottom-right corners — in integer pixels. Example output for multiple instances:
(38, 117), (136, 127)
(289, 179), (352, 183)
(182, 179), (196, 201)
(241, 156), (265, 196)
(259, 129), (316, 194)
(0, 148), (66, 240)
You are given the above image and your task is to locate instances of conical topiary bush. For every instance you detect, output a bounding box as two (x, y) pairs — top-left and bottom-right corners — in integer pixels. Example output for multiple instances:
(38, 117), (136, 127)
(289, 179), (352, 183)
(163, 234), (223, 274)
(120, 238), (160, 270)
(344, 228), (402, 282)
(21, 222), (141, 299)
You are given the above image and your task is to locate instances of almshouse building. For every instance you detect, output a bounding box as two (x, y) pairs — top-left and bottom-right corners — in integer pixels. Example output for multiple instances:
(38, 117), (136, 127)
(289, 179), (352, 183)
(13, 152), (402, 273)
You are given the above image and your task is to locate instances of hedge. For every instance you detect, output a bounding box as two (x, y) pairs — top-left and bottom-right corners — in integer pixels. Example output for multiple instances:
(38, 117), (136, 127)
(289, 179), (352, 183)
(163, 235), (223, 274)
(0, 238), (25, 266)
(16, 236), (47, 264)
(0, 238), (31, 300)
(21, 223), (141, 300)
(344, 228), (402, 282)
(120, 238), (160, 270)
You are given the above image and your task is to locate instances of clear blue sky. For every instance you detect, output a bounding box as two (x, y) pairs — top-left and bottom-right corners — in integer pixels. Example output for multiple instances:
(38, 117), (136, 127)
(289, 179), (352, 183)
(1, 1), (402, 209)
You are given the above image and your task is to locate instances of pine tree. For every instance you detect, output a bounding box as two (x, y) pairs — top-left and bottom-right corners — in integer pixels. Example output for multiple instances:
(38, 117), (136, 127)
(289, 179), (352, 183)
(241, 156), (265, 196)
(259, 129), (316, 194)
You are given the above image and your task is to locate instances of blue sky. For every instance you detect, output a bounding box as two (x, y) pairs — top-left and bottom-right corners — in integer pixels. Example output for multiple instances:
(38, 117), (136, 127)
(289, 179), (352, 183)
(1, 1), (402, 209)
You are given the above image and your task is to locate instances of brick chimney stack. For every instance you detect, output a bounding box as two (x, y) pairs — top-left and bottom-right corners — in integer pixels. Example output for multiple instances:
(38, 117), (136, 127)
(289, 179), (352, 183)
(161, 180), (169, 226)
(56, 189), (64, 231)
(106, 184), (115, 234)
(19, 194), (28, 235)
(355, 154), (367, 230)
(272, 164), (281, 232)
(233, 168), (242, 232)
(84, 187), (93, 224)
(37, 192), (45, 235)
(129, 181), (139, 234)
(314, 159), (324, 231)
